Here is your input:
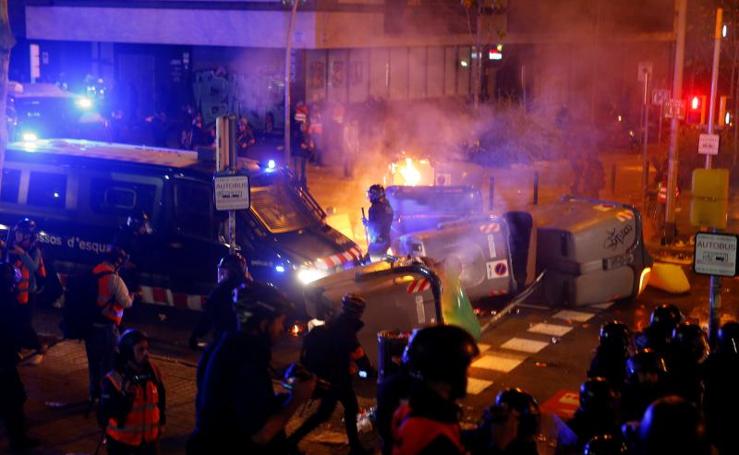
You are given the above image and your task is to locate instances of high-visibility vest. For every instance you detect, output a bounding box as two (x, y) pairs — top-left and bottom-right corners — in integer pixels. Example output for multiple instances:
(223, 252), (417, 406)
(392, 402), (465, 455)
(14, 252), (46, 305)
(105, 364), (162, 446)
(93, 263), (125, 326)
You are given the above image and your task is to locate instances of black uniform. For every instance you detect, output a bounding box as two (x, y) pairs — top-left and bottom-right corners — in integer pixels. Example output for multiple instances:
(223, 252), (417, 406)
(190, 277), (242, 347)
(367, 199), (393, 258)
(704, 352), (739, 454)
(188, 332), (286, 454)
(288, 313), (371, 453)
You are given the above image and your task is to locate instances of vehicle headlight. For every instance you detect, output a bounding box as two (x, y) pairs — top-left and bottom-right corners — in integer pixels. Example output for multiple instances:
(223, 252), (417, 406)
(297, 268), (325, 285)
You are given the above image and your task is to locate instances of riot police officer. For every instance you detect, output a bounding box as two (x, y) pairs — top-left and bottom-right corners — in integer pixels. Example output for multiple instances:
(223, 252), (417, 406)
(5, 218), (47, 363)
(391, 325), (479, 454)
(364, 184), (394, 261)
(636, 396), (708, 455)
(667, 322), (709, 405)
(703, 321), (739, 454)
(568, 377), (620, 449)
(621, 349), (670, 422)
(582, 434), (628, 455)
(188, 282), (315, 455)
(189, 252), (250, 351)
(113, 211), (154, 298)
(588, 321), (633, 389)
(287, 293), (374, 454)
(467, 387), (541, 455)
(635, 304), (683, 355)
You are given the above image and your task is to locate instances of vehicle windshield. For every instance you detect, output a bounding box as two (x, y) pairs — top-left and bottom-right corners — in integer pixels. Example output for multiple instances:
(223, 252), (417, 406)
(250, 183), (319, 233)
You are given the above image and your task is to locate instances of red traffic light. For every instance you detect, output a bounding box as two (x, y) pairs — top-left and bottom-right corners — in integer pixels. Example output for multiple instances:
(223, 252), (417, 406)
(691, 96), (701, 110)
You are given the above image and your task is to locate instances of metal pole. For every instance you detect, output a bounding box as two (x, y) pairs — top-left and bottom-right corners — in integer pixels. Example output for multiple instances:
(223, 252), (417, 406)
(488, 175), (495, 211)
(217, 115), (238, 254)
(706, 8), (723, 168)
(707, 8), (724, 348)
(664, 0), (687, 244)
(642, 70), (650, 207)
(284, 0), (300, 170)
(532, 172), (539, 205)
(658, 103), (664, 144)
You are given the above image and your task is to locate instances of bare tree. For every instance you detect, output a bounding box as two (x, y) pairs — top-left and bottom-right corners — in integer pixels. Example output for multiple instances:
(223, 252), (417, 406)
(0, 0), (14, 190)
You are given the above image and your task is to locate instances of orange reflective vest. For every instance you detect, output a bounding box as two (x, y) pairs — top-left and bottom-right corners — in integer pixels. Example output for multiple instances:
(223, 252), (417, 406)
(14, 252), (46, 305)
(93, 263), (125, 326)
(105, 364), (162, 446)
(392, 403), (466, 455)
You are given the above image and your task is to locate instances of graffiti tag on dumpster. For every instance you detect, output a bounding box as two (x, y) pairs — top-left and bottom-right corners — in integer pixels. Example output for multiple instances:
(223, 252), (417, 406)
(603, 224), (633, 251)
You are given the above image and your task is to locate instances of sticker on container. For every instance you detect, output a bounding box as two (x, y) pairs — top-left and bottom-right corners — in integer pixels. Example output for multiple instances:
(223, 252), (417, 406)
(486, 259), (509, 279)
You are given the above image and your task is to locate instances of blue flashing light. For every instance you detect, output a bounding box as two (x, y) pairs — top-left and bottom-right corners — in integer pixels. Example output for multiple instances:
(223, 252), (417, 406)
(53, 192), (60, 199)
(267, 159), (276, 170)
(275, 265), (286, 273)
(22, 132), (38, 142)
(75, 96), (94, 110)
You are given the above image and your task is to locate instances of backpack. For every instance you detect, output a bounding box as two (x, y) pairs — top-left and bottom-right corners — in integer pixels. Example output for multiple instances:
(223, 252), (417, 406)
(60, 269), (113, 340)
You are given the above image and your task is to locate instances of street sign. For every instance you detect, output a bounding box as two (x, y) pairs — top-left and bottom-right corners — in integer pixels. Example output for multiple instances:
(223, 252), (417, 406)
(638, 61), (653, 82)
(664, 99), (686, 119)
(214, 175), (250, 211)
(694, 232), (738, 277)
(652, 89), (670, 106)
(698, 133), (720, 155)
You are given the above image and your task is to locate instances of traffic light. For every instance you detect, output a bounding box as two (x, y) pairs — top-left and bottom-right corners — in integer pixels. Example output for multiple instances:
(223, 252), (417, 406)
(687, 95), (707, 125)
(719, 95), (731, 127)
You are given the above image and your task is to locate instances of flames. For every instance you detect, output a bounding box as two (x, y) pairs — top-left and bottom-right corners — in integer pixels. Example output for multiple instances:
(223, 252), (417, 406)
(388, 156), (434, 186)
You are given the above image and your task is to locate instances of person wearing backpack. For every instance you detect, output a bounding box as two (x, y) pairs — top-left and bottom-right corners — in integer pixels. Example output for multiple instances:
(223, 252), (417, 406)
(286, 293), (375, 455)
(99, 329), (165, 455)
(85, 246), (134, 407)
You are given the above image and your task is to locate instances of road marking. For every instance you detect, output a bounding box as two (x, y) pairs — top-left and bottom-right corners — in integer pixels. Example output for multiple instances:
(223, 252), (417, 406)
(472, 353), (525, 372)
(501, 337), (549, 353)
(528, 323), (573, 337)
(589, 301), (615, 310)
(477, 343), (491, 352)
(467, 377), (494, 395)
(541, 389), (580, 419)
(553, 310), (594, 322)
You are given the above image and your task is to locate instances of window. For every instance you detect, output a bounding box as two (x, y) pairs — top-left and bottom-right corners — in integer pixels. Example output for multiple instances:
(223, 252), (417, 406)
(1, 169), (21, 203)
(89, 179), (156, 216)
(250, 184), (316, 233)
(175, 180), (213, 239)
(27, 172), (66, 208)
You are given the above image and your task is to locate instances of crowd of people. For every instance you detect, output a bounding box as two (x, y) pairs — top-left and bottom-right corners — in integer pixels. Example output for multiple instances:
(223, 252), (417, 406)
(0, 214), (736, 454)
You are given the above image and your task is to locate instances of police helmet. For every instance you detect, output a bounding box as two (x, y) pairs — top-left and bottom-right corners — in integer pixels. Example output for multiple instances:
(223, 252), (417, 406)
(402, 325), (479, 399)
(9, 218), (38, 245)
(341, 293), (367, 318)
(218, 252), (248, 278)
(579, 377), (616, 414)
(626, 349), (668, 383)
(599, 321), (632, 352)
(649, 304), (683, 334)
(494, 388), (541, 439)
(718, 321), (739, 355)
(583, 434), (628, 455)
(639, 396), (705, 455)
(117, 329), (149, 364)
(368, 184), (385, 203)
(233, 282), (293, 329)
(0, 262), (20, 296)
(671, 322), (709, 363)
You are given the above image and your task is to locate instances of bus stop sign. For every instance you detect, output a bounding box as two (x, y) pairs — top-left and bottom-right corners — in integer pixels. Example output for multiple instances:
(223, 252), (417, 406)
(694, 232), (738, 277)
(214, 175), (250, 211)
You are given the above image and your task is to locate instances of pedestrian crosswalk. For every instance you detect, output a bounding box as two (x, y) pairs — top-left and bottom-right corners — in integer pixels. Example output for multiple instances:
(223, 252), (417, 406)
(465, 304), (610, 395)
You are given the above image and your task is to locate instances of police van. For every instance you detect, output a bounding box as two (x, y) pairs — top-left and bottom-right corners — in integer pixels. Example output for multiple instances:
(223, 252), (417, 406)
(0, 139), (362, 312)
